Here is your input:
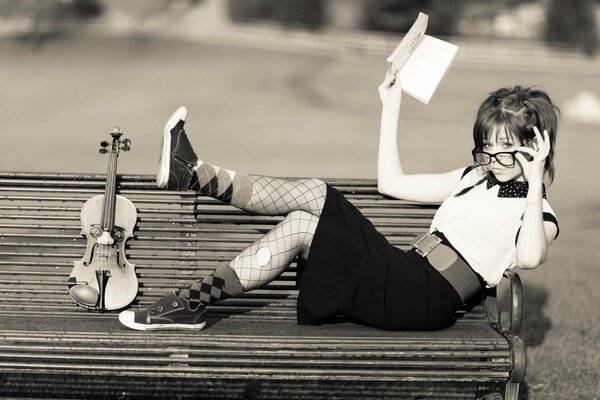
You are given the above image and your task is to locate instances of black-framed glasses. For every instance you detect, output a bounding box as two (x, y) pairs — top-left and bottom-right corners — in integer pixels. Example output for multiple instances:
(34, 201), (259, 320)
(471, 150), (518, 167)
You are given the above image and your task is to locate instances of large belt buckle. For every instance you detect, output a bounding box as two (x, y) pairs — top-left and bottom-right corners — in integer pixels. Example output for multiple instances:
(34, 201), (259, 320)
(411, 233), (442, 258)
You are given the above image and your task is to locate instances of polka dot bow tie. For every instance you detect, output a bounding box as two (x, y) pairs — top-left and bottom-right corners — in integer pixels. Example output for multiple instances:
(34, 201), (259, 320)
(486, 176), (545, 198)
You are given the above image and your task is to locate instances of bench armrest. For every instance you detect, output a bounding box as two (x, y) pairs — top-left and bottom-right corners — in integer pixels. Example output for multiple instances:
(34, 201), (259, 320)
(484, 270), (523, 336)
(501, 270), (523, 336)
(484, 270), (527, 389)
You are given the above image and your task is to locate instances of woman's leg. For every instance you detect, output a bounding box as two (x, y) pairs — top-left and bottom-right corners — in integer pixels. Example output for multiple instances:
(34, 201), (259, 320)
(185, 210), (319, 307)
(245, 177), (327, 217)
(119, 210), (319, 330)
(158, 106), (327, 217)
(193, 172), (327, 218)
(119, 107), (324, 331)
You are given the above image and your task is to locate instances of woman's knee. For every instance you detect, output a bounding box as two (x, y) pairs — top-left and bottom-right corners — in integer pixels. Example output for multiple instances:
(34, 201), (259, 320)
(285, 210), (319, 243)
(285, 211), (317, 260)
(302, 178), (326, 192)
(297, 178), (327, 216)
(286, 210), (319, 227)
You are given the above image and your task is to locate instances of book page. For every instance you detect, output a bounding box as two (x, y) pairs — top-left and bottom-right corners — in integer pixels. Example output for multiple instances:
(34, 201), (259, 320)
(399, 35), (458, 104)
(386, 12), (458, 104)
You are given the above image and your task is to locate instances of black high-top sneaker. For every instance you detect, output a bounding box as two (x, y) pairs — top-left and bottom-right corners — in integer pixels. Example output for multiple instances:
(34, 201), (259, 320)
(157, 106), (199, 190)
(118, 292), (206, 331)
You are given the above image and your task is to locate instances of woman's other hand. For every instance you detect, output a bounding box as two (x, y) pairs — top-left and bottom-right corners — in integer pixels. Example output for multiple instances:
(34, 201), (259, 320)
(515, 126), (550, 185)
(378, 68), (402, 106)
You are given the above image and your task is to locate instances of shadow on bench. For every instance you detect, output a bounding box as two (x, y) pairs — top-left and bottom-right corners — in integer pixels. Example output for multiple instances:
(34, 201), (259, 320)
(0, 172), (525, 399)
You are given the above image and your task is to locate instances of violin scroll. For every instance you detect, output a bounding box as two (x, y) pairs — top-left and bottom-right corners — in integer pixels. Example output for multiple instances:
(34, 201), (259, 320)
(99, 127), (132, 154)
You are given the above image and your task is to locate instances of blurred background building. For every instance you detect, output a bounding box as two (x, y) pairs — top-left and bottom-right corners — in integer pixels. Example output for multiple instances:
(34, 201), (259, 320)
(1, 0), (600, 55)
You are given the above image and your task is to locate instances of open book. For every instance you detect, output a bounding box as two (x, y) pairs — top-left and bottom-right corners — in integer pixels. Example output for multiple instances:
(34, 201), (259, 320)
(387, 13), (458, 104)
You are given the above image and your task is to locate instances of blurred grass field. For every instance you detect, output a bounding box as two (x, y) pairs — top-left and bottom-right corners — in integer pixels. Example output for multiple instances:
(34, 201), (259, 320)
(1, 35), (599, 399)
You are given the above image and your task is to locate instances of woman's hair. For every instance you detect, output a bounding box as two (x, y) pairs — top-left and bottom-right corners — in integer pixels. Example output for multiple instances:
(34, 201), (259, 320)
(473, 86), (560, 183)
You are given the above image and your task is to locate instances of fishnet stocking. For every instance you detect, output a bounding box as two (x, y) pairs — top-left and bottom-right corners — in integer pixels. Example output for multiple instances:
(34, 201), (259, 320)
(229, 210), (319, 291)
(242, 177), (327, 217)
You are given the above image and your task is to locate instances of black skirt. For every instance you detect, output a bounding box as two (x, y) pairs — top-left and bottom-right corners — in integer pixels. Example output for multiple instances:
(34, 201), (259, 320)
(296, 185), (463, 331)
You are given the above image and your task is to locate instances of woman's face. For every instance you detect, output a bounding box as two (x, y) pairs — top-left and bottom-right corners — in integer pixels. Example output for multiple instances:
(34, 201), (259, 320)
(482, 127), (524, 182)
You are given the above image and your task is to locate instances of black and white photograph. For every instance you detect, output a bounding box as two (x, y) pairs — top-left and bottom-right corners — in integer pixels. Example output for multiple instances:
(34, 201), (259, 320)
(1, 1), (599, 399)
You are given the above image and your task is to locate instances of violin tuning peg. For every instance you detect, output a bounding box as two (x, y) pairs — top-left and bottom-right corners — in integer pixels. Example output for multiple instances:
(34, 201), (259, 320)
(100, 141), (109, 147)
(121, 138), (131, 151)
(99, 148), (108, 154)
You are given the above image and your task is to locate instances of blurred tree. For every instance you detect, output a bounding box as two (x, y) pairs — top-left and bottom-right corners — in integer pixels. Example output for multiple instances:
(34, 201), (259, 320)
(0, 0), (102, 46)
(0, 0), (101, 19)
(545, 0), (599, 56)
(504, 0), (536, 6)
(362, 0), (464, 36)
(69, 0), (103, 19)
(228, 0), (325, 30)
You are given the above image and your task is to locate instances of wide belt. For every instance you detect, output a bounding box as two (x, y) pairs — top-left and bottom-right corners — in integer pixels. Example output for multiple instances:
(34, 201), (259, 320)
(410, 232), (481, 304)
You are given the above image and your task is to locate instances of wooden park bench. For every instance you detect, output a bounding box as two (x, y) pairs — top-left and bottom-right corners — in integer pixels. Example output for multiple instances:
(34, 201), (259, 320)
(0, 172), (525, 399)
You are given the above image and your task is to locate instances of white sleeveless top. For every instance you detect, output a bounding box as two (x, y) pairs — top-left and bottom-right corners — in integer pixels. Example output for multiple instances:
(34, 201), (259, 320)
(430, 167), (559, 287)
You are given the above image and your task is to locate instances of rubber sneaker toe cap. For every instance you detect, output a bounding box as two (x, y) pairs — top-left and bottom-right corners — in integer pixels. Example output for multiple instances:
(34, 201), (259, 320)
(118, 310), (145, 331)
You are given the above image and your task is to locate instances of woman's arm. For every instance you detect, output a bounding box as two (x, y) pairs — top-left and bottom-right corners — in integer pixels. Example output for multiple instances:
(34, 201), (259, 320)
(515, 127), (558, 269)
(377, 70), (464, 203)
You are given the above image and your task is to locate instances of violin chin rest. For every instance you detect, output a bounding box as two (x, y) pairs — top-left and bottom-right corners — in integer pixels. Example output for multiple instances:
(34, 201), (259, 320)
(69, 285), (99, 307)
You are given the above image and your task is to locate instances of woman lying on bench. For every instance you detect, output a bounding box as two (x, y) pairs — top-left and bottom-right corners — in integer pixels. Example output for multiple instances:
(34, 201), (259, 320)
(119, 71), (560, 331)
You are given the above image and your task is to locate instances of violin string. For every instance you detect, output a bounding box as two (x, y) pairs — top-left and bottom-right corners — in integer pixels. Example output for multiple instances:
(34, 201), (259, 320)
(102, 150), (109, 274)
(108, 145), (116, 274)
(107, 147), (116, 273)
(102, 143), (115, 275)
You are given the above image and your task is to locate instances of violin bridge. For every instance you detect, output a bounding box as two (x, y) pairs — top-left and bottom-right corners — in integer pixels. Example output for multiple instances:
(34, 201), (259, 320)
(97, 230), (114, 245)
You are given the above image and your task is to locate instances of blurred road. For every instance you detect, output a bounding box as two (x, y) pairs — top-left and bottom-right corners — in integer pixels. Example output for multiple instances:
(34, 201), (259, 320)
(1, 34), (599, 399)
(1, 34), (598, 207)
